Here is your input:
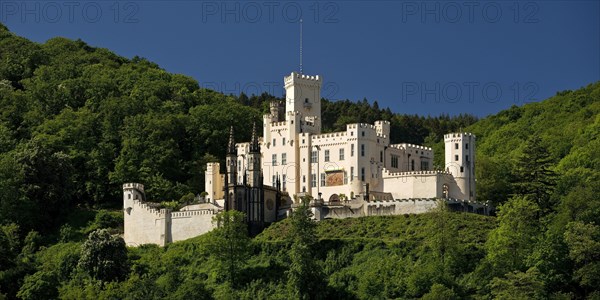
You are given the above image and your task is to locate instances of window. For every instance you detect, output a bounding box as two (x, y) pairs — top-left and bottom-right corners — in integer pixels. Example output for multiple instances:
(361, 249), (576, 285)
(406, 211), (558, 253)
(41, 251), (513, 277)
(282, 175), (286, 191)
(391, 155), (398, 168)
(351, 167), (354, 182)
(302, 186), (306, 192)
(361, 168), (365, 181)
(465, 155), (469, 162)
(455, 155), (459, 161)
(311, 174), (316, 188)
(460, 166), (464, 172)
(238, 160), (241, 171)
(455, 143), (459, 149)
(321, 173), (326, 186)
(465, 143), (469, 150)
(128, 194), (131, 199)
(351, 131), (354, 136)
(380, 151), (383, 162)
(339, 148), (345, 160)
(272, 138), (276, 146)
(351, 144), (355, 157)
(421, 161), (429, 170)
(282, 153), (287, 165)
(302, 175), (306, 183)
(283, 138), (286, 145)
(272, 175), (276, 184)
(311, 151), (317, 163)
(361, 131), (365, 137)
(411, 160), (415, 171)
(302, 139), (305, 144)
(344, 171), (348, 184)
(272, 154), (277, 166)
(361, 144), (365, 157)
(324, 150), (330, 162)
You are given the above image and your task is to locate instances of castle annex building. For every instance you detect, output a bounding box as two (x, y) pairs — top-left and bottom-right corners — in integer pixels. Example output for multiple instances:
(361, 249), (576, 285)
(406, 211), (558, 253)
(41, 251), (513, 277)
(124, 71), (489, 247)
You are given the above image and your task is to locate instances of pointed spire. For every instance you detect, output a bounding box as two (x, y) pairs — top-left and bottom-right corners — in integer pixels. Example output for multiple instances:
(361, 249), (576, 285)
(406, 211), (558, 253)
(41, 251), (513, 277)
(250, 122), (260, 152)
(227, 126), (236, 155)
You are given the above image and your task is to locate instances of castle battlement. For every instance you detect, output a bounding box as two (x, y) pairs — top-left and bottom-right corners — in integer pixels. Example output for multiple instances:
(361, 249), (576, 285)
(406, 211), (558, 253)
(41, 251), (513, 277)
(123, 183), (144, 192)
(382, 169), (451, 177)
(311, 131), (347, 140)
(444, 132), (476, 141)
(284, 72), (322, 85)
(171, 210), (217, 218)
(131, 199), (164, 216)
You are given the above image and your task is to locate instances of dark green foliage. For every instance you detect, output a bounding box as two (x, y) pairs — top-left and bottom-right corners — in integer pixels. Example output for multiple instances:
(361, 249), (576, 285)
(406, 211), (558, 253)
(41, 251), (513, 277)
(207, 211), (251, 288)
(77, 229), (128, 282)
(0, 23), (599, 299)
(286, 198), (325, 300)
(513, 136), (557, 214)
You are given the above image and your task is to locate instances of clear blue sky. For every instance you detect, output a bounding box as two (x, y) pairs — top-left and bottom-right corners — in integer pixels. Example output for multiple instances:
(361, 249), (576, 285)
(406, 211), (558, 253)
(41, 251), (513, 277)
(2, 0), (599, 117)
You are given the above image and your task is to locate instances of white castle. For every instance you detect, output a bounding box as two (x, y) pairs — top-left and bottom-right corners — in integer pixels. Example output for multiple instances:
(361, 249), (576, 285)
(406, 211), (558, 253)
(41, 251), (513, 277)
(123, 71), (489, 246)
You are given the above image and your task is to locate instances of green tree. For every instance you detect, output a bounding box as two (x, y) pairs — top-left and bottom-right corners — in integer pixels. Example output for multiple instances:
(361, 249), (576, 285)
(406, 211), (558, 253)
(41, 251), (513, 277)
(564, 221), (600, 296)
(286, 197), (324, 300)
(490, 268), (545, 300)
(77, 229), (129, 282)
(207, 210), (251, 288)
(485, 196), (540, 275)
(513, 136), (557, 215)
(16, 271), (59, 300)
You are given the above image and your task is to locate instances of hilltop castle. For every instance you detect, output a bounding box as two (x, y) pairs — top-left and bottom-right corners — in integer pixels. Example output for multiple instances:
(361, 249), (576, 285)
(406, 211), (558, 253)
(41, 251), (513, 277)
(123, 71), (489, 247)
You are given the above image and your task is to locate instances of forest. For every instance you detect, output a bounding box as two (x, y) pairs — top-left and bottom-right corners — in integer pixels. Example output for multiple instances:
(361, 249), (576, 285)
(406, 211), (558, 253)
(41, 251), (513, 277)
(0, 23), (599, 299)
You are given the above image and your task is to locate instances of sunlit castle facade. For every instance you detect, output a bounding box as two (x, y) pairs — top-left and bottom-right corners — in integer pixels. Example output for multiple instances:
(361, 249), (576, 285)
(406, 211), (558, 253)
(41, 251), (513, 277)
(124, 71), (487, 247)
(206, 72), (483, 215)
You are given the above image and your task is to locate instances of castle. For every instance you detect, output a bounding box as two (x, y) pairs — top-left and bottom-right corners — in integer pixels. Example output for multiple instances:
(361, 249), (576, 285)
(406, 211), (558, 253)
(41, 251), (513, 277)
(123, 71), (490, 247)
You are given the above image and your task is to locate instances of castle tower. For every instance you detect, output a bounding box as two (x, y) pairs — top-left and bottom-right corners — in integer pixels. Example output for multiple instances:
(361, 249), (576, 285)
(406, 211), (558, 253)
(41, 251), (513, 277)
(269, 100), (283, 122)
(284, 71), (322, 134)
(247, 123), (261, 188)
(205, 162), (223, 202)
(444, 133), (476, 201)
(226, 126), (237, 186)
(123, 183), (147, 245)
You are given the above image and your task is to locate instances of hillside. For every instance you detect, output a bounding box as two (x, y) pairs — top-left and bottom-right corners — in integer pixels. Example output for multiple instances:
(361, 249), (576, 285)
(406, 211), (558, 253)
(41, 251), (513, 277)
(0, 24), (599, 299)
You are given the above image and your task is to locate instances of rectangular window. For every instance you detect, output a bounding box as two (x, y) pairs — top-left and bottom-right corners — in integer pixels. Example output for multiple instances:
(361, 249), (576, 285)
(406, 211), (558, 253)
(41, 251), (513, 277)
(282, 153), (287, 165)
(282, 175), (286, 191)
(273, 138), (276, 146)
(321, 173), (326, 186)
(455, 155), (459, 161)
(380, 151), (383, 163)
(361, 168), (365, 181)
(311, 174), (316, 188)
(351, 144), (355, 157)
(272, 175), (276, 184)
(455, 143), (459, 149)
(272, 154), (277, 166)
(324, 150), (330, 162)
(361, 144), (365, 157)
(460, 166), (464, 172)
(339, 148), (345, 160)
(351, 167), (354, 181)
(466, 155), (469, 162)
(391, 155), (398, 168)
(311, 151), (317, 163)
(344, 171), (348, 184)
(283, 138), (286, 145)
(302, 175), (306, 183)
(421, 161), (429, 170)
(465, 143), (469, 149)
(238, 160), (241, 171)
(361, 131), (365, 137)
